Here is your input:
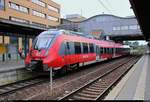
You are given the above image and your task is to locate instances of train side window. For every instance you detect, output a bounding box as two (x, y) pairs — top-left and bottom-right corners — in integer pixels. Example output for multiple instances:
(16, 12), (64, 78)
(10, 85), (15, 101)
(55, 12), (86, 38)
(66, 42), (70, 49)
(89, 43), (94, 53)
(106, 48), (108, 53)
(70, 42), (75, 54)
(100, 47), (103, 54)
(59, 42), (65, 56)
(116, 48), (118, 53)
(94, 44), (96, 53)
(109, 48), (111, 54)
(83, 43), (89, 54)
(104, 48), (107, 53)
(64, 42), (75, 55)
(74, 42), (81, 54)
(65, 42), (71, 55)
(107, 48), (109, 54)
(103, 48), (105, 53)
(110, 48), (113, 54)
(96, 45), (100, 55)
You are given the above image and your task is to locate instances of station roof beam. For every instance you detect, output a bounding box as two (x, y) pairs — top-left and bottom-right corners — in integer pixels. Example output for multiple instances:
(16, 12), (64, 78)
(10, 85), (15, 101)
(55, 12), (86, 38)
(129, 0), (150, 41)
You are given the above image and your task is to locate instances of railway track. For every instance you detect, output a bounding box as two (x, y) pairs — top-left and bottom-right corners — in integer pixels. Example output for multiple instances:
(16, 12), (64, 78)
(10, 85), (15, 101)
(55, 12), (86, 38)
(0, 76), (48, 96)
(58, 56), (140, 100)
(0, 55), (141, 100)
(0, 56), (128, 98)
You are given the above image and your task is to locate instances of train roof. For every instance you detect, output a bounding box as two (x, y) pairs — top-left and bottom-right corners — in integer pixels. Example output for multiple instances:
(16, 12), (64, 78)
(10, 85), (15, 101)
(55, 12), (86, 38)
(48, 29), (95, 39)
(45, 29), (124, 48)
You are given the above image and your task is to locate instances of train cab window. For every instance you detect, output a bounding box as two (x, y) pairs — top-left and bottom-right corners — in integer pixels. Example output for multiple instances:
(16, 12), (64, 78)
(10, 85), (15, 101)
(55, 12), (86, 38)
(89, 43), (94, 53)
(74, 42), (81, 54)
(83, 43), (89, 54)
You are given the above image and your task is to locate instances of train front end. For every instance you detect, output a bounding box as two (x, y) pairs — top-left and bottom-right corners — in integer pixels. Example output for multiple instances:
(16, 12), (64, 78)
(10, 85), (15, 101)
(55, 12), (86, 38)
(25, 30), (59, 72)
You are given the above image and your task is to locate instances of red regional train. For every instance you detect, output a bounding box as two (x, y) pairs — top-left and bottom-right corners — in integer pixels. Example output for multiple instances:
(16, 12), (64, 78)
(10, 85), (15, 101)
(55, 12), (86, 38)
(25, 29), (130, 74)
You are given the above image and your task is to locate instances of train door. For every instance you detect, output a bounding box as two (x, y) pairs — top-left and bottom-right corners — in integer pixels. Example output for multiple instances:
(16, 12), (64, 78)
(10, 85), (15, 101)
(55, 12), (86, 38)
(113, 48), (116, 57)
(96, 45), (100, 61)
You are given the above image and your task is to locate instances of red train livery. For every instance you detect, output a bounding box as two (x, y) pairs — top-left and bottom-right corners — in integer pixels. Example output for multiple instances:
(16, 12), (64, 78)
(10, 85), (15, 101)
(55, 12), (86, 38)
(25, 29), (130, 73)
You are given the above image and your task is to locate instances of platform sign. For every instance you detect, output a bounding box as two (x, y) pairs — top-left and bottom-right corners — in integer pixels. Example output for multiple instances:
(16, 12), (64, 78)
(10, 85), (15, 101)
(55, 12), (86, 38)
(90, 30), (103, 39)
(0, 44), (6, 54)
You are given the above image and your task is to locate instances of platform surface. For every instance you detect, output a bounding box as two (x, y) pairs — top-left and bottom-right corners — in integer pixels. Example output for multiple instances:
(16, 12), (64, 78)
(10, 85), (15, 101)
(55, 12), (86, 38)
(105, 54), (150, 100)
(0, 60), (25, 72)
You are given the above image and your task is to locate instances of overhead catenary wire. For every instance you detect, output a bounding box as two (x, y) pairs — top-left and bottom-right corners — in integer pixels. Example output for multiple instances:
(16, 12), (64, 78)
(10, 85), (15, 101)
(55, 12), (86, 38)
(105, 0), (113, 10)
(97, 0), (113, 14)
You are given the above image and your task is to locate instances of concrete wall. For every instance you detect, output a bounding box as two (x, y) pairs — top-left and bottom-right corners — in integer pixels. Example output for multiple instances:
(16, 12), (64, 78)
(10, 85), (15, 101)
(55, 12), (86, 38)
(0, 69), (36, 86)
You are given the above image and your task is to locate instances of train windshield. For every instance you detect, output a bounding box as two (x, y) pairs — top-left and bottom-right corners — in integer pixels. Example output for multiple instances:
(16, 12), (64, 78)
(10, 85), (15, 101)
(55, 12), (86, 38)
(33, 31), (59, 50)
(33, 37), (53, 50)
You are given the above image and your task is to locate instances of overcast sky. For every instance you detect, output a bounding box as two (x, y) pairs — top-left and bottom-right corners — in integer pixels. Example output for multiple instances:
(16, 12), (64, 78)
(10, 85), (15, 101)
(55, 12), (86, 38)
(54, 0), (147, 44)
(55, 0), (134, 18)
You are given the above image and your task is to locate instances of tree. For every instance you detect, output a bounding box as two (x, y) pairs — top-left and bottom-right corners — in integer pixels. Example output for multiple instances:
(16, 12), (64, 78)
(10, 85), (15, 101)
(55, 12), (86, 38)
(124, 41), (132, 46)
(132, 41), (139, 47)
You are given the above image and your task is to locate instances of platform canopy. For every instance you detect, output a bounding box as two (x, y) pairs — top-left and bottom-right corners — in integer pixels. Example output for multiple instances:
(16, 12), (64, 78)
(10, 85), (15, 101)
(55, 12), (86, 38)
(129, 0), (150, 41)
(0, 18), (47, 36)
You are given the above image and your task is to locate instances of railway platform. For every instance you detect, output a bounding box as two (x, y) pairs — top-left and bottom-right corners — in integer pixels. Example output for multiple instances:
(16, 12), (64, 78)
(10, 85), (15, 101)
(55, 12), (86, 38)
(105, 54), (150, 100)
(0, 60), (25, 72)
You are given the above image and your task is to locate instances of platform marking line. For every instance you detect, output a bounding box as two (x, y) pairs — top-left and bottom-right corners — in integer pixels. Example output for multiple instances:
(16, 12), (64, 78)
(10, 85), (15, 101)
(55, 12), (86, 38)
(105, 56), (144, 100)
(133, 56), (148, 100)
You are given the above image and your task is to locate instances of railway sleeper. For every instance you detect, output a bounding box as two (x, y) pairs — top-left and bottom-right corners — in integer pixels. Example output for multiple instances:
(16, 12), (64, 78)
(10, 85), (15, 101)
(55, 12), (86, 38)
(84, 88), (103, 93)
(88, 85), (104, 89)
(76, 92), (98, 98)
(91, 84), (102, 87)
(99, 84), (110, 88)
(3, 87), (16, 90)
(72, 94), (95, 100)
(81, 90), (101, 95)
(12, 85), (21, 89)
(19, 82), (31, 85)
(0, 89), (9, 92)
(11, 84), (23, 88)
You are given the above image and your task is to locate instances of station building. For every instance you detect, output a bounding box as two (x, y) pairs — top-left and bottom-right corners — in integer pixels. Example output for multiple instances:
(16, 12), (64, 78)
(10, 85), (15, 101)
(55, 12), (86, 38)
(65, 14), (87, 22)
(0, 0), (60, 62)
(78, 14), (142, 40)
(59, 14), (142, 41)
